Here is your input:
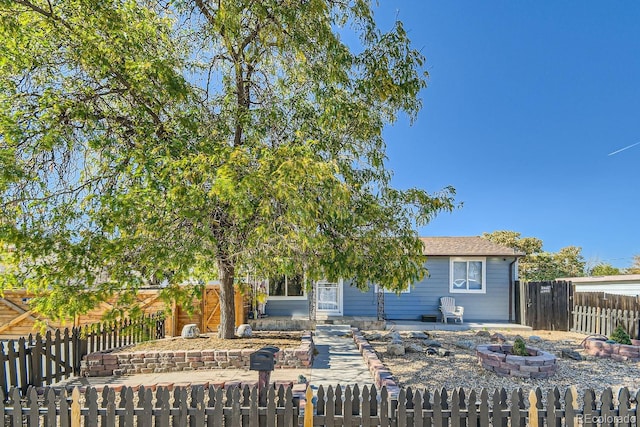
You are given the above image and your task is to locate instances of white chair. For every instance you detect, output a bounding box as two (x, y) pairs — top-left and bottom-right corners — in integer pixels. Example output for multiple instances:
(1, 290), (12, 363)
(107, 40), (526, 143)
(439, 297), (464, 323)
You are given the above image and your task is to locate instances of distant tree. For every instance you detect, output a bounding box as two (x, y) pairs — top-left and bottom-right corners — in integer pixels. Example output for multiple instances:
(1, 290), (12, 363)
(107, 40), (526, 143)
(482, 231), (585, 282)
(481, 231), (542, 255)
(626, 255), (640, 274)
(589, 263), (621, 276)
(551, 246), (586, 278)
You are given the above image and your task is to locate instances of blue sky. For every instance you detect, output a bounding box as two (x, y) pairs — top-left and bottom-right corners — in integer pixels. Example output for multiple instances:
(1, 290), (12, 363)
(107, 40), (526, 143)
(370, 1), (640, 270)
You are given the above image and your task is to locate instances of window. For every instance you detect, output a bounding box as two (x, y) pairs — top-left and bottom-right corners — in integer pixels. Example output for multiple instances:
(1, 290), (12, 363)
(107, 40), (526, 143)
(450, 258), (486, 293)
(268, 274), (305, 298)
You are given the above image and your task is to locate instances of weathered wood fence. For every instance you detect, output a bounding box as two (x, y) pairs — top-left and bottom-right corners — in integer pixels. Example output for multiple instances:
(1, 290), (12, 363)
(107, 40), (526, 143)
(1, 313), (164, 395)
(575, 292), (640, 312)
(572, 305), (640, 339)
(516, 281), (574, 331)
(2, 384), (639, 426)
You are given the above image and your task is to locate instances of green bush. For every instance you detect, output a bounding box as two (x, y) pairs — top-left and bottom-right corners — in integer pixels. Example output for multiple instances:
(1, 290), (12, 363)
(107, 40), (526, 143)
(610, 324), (632, 345)
(512, 337), (529, 356)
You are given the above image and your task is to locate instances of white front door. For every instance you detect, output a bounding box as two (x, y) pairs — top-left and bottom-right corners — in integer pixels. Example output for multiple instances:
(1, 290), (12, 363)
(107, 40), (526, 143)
(316, 280), (343, 316)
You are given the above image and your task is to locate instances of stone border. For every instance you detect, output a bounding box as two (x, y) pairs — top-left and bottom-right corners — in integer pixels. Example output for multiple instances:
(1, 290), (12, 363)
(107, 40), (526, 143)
(582, 337), (640, 362)
(476, 344), (557, 378)
(351, 328), (401, 397)
(83, 331), (314, 377)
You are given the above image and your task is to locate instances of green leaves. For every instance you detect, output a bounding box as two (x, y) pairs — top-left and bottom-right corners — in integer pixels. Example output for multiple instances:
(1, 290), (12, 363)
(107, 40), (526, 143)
(482, 231), (586, 282)
(1, 0), (456, 327)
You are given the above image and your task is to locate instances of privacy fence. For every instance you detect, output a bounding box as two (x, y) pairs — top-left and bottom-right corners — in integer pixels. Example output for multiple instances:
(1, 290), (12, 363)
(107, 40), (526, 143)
(1, 313), (165, 395)
(516, 281), (574, 331)
(574, 292), (640, 312)
(2, 384), (639, 426)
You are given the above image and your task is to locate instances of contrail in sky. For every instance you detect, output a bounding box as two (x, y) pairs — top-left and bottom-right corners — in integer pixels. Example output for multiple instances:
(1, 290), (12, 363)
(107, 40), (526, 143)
(607, 141), (640, 156)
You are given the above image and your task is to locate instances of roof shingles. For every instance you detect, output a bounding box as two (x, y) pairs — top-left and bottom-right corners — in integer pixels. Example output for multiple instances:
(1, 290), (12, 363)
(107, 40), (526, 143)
(420, 236), (524, 257)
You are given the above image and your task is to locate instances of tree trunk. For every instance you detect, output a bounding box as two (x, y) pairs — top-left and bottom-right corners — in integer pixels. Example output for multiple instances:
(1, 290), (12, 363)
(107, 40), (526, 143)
(217, 258), (236, 339)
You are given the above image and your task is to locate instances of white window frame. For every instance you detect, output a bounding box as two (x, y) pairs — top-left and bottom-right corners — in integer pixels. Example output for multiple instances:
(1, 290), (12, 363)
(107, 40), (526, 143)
(267, 274), (307, 300)
(449, 257), (486, 294)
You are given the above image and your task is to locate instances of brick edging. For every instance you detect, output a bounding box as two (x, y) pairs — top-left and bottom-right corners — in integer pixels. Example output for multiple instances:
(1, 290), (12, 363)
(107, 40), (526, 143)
(476, 344), (557, 378)
(83, 331), (315, 377)
(582, 337), (640, 362)
(350, 328), (401, 397)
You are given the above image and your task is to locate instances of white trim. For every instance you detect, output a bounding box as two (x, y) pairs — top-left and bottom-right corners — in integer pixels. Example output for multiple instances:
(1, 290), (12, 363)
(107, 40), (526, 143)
(315, 279), (343, 316)
(449, 257), (487, 294)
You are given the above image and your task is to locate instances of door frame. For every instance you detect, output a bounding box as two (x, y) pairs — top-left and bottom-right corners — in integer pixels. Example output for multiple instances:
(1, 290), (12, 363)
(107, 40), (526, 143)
(315, 279), (343, 317)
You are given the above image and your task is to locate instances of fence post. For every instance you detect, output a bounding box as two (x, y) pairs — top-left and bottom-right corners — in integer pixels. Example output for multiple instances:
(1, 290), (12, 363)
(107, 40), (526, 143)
(71, 387), (81, 427)
(32, 333), (42, 388)
(303, 386), (314, 426)
(564, 386), (578, 427)
(528, 390), (539, 427)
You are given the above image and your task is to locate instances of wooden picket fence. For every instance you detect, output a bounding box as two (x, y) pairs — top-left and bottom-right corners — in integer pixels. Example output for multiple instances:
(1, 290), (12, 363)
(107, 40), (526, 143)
(2, 384), (639, 426)
(1, 313), (165, 395)
(572, 305), (640, 339)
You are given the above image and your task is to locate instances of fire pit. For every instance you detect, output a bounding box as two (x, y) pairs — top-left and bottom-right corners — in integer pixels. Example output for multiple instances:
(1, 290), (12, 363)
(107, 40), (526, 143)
(476, 344), (557, 378)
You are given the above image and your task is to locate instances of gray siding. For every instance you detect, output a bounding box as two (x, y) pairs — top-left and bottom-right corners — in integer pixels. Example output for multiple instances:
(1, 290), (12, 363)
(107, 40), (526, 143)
(383, 257), (511, 321)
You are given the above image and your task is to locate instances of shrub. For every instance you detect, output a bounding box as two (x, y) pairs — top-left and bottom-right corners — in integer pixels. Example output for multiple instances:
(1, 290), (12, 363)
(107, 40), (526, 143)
(512, 337), (529, 356)
(610, 324), (632, 345)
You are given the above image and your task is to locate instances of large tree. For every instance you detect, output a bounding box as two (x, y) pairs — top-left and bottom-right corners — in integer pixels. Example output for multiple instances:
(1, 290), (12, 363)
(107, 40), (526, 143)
(482, 231), (585, 282)
(0, 1), (455, 337)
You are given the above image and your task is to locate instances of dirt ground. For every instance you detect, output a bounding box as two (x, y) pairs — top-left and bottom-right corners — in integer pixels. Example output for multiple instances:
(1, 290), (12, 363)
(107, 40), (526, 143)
(111, 331), (304, 353)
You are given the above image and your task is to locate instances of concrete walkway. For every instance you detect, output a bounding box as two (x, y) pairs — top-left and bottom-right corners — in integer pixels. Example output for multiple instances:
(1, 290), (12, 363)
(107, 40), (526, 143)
(307, 325), (374, 389)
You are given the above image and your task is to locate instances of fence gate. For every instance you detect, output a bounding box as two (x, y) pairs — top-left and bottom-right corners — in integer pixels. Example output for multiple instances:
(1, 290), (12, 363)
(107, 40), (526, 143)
(518, 281), (574, 330)
(202, 286), (222, 333)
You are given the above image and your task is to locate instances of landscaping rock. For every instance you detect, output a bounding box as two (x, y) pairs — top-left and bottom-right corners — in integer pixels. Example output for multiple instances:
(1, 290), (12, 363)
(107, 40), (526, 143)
(422, 339), (442, 347)
(529, 335), (542, 343)
(561, 349), (584, 361)
(407, 331), (429, 339)
(404, 343), (423, 353)
(181, 324), (200, 339)
(437, 348), (452, 357)
(387, 343), (405, 356)
(475, 330), (491, 337)
(235, 324), (252, 338)
(426, 347), (438, 356)
(385, 331), (403, 342)
(454, 340), (476, 350)
(364, 332), (382, 341)
(490, 333), (506, 343)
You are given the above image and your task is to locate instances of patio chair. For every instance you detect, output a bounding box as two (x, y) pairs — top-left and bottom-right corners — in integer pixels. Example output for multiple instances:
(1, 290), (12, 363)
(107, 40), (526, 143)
(439, 297), (464, 323)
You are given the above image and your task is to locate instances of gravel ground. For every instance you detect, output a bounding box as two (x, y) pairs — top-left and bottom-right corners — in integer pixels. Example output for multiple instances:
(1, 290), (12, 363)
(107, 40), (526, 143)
(365, 329), (640, 398)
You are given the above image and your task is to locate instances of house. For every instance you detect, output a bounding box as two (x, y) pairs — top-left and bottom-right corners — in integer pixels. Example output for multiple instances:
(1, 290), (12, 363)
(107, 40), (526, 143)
(263, 236), (524, 323)
(557, 274), (640, 296)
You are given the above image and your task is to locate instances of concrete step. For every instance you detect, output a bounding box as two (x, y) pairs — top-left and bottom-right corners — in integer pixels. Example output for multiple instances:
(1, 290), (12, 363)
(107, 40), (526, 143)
(314, 324), (353, 337)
